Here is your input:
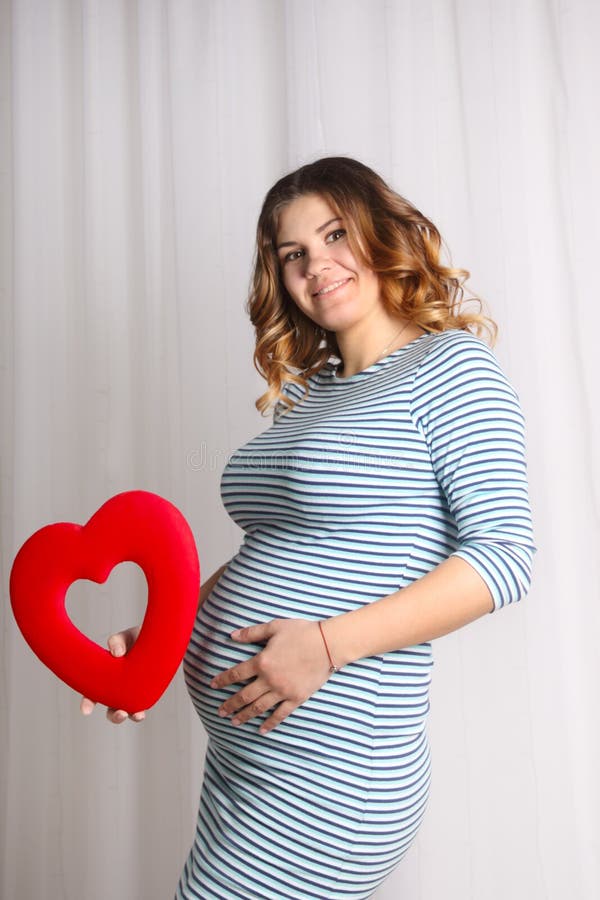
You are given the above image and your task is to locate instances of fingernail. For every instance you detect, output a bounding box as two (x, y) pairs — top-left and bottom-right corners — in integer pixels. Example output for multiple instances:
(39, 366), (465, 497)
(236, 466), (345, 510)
(231, 630), (240, 638)
(112, 646), (125, 658)
(231, 718), (240, 726)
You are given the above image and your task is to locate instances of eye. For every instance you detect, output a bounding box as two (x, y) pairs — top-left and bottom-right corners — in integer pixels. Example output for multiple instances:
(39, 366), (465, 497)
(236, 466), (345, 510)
(283, 249), (304, 264)
(326, 228), (346, 243)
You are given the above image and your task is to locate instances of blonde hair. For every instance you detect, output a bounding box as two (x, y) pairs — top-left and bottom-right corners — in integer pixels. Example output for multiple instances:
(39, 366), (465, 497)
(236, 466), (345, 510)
(246, 156), (497, 416)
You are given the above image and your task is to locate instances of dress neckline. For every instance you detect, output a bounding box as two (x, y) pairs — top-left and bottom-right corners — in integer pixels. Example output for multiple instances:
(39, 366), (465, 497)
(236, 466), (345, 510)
(329, 332), (432, 383)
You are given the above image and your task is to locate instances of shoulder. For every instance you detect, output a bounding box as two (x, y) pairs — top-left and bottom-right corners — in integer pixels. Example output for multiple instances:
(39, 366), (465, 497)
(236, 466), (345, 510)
(414, 328), (514, 393)
(419, 327), (498, 367)
(411, 328), (522, 427)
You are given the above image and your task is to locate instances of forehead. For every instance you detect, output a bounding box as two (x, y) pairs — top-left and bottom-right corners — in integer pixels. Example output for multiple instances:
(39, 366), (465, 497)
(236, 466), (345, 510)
(276, 193), (340, 242)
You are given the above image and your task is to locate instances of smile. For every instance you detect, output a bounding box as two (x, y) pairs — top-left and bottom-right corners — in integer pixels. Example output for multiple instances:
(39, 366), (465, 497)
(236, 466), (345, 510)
(312, 278), (351, 298)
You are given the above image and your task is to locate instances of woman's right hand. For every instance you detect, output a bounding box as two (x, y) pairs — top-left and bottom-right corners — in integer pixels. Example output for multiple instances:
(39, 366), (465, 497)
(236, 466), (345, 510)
(79, 626), (146, 724)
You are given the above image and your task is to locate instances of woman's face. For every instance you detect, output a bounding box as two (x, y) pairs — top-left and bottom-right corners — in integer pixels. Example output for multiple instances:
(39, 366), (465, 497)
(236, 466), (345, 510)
(275, 193), (382, 334)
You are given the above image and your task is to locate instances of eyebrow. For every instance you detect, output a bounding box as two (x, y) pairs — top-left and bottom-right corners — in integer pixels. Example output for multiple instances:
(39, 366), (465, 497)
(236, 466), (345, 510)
(276, 217), (342, 252)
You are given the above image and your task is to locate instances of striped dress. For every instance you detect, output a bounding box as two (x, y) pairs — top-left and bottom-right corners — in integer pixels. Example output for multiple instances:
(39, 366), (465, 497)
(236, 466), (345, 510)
(177, 328), (536, 899)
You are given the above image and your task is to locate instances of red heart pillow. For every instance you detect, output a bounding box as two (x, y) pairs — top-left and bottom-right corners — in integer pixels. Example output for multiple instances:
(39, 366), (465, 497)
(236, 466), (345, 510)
(9, 490), (200, 712)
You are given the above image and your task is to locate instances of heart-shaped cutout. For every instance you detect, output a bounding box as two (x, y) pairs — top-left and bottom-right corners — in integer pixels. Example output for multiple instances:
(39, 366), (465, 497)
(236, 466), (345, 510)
(9, 491), (200, 713)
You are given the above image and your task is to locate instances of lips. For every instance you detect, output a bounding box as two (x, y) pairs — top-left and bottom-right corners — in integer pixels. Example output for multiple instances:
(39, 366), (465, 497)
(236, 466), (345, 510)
(312, 277), (351, 298)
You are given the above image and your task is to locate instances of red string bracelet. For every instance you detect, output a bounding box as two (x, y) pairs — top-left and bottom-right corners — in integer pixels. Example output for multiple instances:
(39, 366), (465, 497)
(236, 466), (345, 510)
(318, 620), (340, 674)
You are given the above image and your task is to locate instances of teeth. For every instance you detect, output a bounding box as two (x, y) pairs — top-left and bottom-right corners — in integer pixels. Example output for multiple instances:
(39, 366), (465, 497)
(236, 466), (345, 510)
(316, 279), (348, 296)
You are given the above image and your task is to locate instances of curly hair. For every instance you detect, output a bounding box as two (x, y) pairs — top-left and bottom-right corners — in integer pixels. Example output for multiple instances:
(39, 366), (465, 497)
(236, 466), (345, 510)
(245, 156), (497, 417)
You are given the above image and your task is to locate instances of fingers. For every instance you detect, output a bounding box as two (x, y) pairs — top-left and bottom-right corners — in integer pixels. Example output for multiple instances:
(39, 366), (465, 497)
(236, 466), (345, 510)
(218, 681), (270, 718)
(107, 629), (145, 721)
(80, 697), (95, 716)
(260, 699), (296, 734)
(106, 707), (146, 725)
(230, 620), (277, 644)
(107, 625), (139, 658)
(113, 710), (145, 724)
(210, 660), (256, 689)
(211, 621), (280, 688)
(211, 618), (327, 735)
(217, 680), (283, 730)
(82, 699), (146, 724)
(79, 627), (146, 724)
(229, 692), (281, 727)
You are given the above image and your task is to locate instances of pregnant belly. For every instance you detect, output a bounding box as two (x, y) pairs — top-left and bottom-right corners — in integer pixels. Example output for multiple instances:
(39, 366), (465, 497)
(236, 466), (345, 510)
(182, 589), (267, 739)
(182, 580), (385, 779)
(183, 554), (338, 723)
(182, 557), (432, 767)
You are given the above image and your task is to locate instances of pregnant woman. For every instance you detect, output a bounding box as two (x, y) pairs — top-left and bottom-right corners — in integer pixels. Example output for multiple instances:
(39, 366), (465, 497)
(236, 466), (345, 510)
(83, 156), (537, 899)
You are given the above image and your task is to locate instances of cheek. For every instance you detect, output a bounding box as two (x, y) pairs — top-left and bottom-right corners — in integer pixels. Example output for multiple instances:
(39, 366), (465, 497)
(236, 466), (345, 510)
(337, 246), (357, 268)
(281, 270), (305, 305)
(356, 265), (380, 295)
(280, 269), (292, 294)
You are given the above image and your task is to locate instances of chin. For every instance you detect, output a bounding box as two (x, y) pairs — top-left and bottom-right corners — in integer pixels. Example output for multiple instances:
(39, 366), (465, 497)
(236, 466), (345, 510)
(307, 303), (359, 329)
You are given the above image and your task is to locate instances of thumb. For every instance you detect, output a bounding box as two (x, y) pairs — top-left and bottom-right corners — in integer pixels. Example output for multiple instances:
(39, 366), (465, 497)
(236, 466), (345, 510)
(107, 634), (127, 657)
(107, 626), (140, 657)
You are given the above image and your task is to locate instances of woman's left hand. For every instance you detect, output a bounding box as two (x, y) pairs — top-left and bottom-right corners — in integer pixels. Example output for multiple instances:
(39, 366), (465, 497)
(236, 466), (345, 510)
(210, 618), (335, 734)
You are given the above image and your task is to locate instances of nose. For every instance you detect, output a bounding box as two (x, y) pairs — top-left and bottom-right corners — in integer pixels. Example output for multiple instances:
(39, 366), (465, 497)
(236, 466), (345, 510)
(303, 246), (331, 279)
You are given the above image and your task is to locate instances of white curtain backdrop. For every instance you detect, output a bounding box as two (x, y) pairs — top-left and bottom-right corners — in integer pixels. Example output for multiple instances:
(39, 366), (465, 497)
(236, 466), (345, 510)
(1, 1), (598, 898)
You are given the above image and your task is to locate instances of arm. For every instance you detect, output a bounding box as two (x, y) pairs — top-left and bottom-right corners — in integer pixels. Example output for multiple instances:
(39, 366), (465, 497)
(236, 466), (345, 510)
(322, 332), (537, 667)
(321, 555), (493, 666)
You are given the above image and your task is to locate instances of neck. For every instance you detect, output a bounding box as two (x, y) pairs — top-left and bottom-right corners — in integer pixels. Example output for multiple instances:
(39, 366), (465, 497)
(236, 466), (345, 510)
(335, 316), (424, 378)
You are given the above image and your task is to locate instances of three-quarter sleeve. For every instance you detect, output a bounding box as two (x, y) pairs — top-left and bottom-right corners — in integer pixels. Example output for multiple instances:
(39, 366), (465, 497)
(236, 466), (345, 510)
(409, 330), (537, 611)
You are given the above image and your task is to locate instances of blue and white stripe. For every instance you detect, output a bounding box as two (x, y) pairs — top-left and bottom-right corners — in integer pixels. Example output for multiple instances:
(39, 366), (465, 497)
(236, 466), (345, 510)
(177, 328), (536, 899)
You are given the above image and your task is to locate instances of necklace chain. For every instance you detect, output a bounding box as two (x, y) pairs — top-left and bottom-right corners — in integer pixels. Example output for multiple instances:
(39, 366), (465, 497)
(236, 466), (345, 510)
(336, 319), (413, 378)
(376, 319), (411, 361)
